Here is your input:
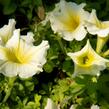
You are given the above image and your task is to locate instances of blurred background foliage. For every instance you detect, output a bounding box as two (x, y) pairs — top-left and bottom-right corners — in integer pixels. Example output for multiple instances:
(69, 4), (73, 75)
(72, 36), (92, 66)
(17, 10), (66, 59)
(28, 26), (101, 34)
(0, 0), (109, 109)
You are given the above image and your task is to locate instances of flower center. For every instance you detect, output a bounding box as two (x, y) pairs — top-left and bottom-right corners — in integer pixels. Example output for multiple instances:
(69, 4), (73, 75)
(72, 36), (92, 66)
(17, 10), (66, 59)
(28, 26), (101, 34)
(77, 52), (95, 67)
(5, 47), (32, 64)
(62, 15), (80, 31)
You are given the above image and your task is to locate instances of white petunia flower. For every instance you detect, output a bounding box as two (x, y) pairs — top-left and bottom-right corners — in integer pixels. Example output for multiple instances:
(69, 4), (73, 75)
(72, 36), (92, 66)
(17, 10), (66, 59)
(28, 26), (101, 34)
(0, 19), (16, 45)
(0, 29), (49, 78)
(91, 105), (100, 109)
(48, 0), (89, 41)
(67, 40), (109, 76)
(85, 9), (109, 53)
(85, 9), (109, 37)
(45, 98), (58, 109)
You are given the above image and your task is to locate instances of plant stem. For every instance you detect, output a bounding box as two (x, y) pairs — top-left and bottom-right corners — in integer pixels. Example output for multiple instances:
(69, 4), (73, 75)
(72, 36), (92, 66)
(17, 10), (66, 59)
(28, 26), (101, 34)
(102, 49), (109, 57)
(2, 77), (16, 103)
(96, 36), (108, 54)
(57, 37), (66, 55)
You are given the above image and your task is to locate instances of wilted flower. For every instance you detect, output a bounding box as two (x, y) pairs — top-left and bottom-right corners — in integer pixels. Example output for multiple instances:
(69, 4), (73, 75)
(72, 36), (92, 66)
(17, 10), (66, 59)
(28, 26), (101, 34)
(48, 0), (89, 41)
(0, 19), (16, 45)
(67, 40), (109, 76)
(0, 29), (49, 78)
(91, 105), (100, 109)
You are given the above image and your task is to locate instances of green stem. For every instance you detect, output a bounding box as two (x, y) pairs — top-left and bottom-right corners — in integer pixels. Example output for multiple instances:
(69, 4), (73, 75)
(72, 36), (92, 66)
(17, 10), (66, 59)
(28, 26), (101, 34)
(57, 37), (66, 55)
(2, 77), (16, 103)
(96, 36), (108, 54)
(102, 49), (109, 57)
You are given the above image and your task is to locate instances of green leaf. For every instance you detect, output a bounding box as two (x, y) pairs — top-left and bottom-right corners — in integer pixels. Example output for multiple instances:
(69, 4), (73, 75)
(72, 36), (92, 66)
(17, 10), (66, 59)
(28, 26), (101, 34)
(44, 61), (55, 73)
(3, 3), (17, 15)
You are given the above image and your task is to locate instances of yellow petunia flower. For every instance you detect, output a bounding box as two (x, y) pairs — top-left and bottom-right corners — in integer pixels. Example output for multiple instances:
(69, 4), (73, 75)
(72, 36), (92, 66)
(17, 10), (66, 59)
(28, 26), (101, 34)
(48, 0), (89, 41)
(67, 40), (109, 76)
(0, 29), (49, 78)
(0, 19), (16, 45)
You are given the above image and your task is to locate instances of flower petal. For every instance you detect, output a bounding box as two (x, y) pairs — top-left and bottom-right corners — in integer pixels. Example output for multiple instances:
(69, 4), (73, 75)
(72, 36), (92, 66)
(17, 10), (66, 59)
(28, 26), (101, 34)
(18, 63), (42, 78)
(73, 25), (87, 41)
(21, 32), (34, 45)
(73, 64), (102, 76)
(87, 9), (99, 24)
(67, 40), (91, 64)
(31, 40), (50, 65)
(1, 62), (18, 77)
(6, 29), (20, 48)
(0, 19), (16, 45)
(0, 46), (8, 60)
(44, 98), (58, 109)
(85, 9), (109, 37)
(91, 105), (100, 109)
(69, 105), (75, 109)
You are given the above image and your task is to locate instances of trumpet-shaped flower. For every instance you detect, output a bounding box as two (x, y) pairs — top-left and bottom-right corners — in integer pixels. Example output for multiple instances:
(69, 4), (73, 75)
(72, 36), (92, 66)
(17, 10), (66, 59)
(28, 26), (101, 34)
(85, 9), (109, 37)
(0, 29), (49, 78)
(67, 40), (109, 76)
(0, 19), (16, 45)
(85, 9), (109, 53)
(48, 0), (89, 41)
